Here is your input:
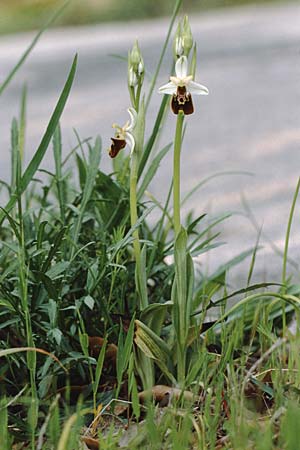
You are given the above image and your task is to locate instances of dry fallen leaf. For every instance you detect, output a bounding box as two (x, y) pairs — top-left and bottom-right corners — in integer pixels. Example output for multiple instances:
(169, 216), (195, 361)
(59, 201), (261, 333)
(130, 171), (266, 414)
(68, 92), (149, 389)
(81, 436), (100, 450)
(88, 336), (118, 362)
(138, 385), (194, 405)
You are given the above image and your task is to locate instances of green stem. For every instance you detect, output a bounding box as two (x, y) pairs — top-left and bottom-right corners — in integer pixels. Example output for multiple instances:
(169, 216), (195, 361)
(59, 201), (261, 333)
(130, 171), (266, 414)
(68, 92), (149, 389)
(282, 177), (300, 289)
(17, 192), (37, 449)
(177, 345), (186, 387)
(281, 177), (300, 340)
(130, 151), (145, 309)
(173, 111), (184, 236)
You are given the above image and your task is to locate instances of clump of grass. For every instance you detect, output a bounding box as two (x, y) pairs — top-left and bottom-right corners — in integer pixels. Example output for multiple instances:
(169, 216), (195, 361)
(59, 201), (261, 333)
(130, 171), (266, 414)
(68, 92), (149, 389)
(1, 1), (300, 449)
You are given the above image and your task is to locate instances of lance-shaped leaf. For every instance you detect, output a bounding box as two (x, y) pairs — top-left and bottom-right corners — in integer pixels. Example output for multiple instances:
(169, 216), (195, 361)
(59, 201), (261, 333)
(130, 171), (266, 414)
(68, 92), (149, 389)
(134, 320), (176, 384)
(0, 55), (77, 225)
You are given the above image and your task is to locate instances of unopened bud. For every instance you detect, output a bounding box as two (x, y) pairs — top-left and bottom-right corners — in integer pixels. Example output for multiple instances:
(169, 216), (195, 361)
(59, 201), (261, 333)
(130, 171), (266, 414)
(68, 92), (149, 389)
(182, 16), (193, 56)
(175, 37), (184, 57)
(128, 67), (138, 87)
(173, 22), (182, 60)
(130, 40), (142, 71)
(190, 43), (197, 80)
(138, 58), (144, 76)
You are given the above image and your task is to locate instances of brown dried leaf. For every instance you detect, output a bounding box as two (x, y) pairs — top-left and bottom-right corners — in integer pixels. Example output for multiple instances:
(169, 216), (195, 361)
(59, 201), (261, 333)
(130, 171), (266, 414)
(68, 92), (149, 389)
(138, 385), (194, 405)
(81, 436), (100, 450)
(88, 336), (118, 362)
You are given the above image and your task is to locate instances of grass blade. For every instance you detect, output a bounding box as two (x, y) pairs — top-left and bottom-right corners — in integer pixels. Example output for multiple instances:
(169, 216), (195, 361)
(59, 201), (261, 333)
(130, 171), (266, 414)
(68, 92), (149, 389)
(138, 143), (171, 200)
(138, 94), (169, 180)
(0, 1), (70, 96)
(0, 54), (77, 224)
(145, 0), (183, 111)
(282, 177), (300, 288)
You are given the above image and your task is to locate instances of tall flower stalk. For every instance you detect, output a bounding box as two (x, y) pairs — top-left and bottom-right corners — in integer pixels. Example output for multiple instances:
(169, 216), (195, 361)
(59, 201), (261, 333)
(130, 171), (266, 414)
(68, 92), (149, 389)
(130, 103), (147, 310)
(159, 16), (209, 384)
(108, 41), (153, 389)
(127, 45), (153, 389)
(173, 110), (185, 235)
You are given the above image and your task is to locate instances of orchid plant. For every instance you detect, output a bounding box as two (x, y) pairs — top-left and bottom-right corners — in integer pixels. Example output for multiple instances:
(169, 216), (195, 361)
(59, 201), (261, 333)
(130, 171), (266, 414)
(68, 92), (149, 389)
(107, 16), (209, 388)
(159, 17), (209, 384)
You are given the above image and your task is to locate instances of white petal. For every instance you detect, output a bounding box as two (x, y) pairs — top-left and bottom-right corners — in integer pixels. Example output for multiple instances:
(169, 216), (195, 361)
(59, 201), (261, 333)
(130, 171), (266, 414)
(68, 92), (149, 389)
(158, 81), (177, 95)
(188, 80), (209, 95)
(125, 131), (135, 155)
(126, 108), (137, 131)
(175, 56), (188, 79)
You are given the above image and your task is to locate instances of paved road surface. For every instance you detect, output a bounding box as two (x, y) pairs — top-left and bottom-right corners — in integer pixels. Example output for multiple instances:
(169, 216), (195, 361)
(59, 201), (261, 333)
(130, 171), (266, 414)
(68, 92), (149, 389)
(0, 2), (300, 283)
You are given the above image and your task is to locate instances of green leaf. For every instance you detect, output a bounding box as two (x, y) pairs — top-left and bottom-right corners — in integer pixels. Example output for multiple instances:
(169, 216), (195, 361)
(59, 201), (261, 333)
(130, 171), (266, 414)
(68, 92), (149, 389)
(117, 316), (135, 385)
(140, 302), (173, 336)
(210, 282), (282, 308)
(135, 244), (148, 312)
(42, 227), (66, 273)
(71, 137), (102, 254)
(47, 299), (57, 326)
(134, 320), (176, 384)
(0, 396), (10, 450)
(0, 208), (21, 244)
(83, 295), (95, 310)
(138, 143), (172, 200)
(10, 118), (19, 193)
(138, 94), (169, 180)
(0, 54), (77, 224)
(48, 328), (63, 346)
(46, 261), (70, 280)
(53, 124), (66, 224)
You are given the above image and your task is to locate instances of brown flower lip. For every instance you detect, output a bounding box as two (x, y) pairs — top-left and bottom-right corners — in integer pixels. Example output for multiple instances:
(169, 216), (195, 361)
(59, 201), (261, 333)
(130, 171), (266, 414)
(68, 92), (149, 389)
(171, 86), (194, 115)
(109, 137), (126, 158)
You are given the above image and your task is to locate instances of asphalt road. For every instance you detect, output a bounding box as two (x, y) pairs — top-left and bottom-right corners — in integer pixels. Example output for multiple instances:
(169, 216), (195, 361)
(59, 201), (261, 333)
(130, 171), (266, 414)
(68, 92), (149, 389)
(0, 2), (300, 282)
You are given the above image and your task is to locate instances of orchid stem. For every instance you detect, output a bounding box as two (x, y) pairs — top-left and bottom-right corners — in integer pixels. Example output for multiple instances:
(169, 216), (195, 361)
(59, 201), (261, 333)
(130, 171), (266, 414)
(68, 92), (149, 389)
(130, 155), (140, 256)
(173, 110), (184, 236)
(130, 147), (146, 309)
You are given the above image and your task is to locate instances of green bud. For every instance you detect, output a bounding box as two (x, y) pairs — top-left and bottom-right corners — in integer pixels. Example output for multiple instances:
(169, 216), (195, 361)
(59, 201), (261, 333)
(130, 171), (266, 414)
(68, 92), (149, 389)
(190, 43), (197, 80)
(182, 15), (193, 56)
(173, 22), (184, 60)
(130, 40), (142, 71)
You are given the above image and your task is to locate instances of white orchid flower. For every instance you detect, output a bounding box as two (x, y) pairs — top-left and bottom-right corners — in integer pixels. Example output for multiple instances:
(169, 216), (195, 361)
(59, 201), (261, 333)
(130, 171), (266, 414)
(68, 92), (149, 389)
(158, 56), (208, 115)
(109, 108), (137, 158)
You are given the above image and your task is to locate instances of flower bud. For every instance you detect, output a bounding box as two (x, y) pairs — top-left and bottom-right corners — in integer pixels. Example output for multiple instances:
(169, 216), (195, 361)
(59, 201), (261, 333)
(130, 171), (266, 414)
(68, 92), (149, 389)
(138, 58), (144, 76)
(175, 37), (184, 58)
(130, 40), (142, 71)
(173, 22), (183, 60)
(190, 43), (197, 80)
(128, 67), (138, 87)
(182, 15), (193, 56)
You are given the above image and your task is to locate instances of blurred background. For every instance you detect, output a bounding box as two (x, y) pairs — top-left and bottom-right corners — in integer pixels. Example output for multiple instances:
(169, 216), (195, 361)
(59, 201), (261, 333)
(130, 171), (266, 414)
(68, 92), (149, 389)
(0, 0), (285, 35)
(0, 0), (299, 282)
